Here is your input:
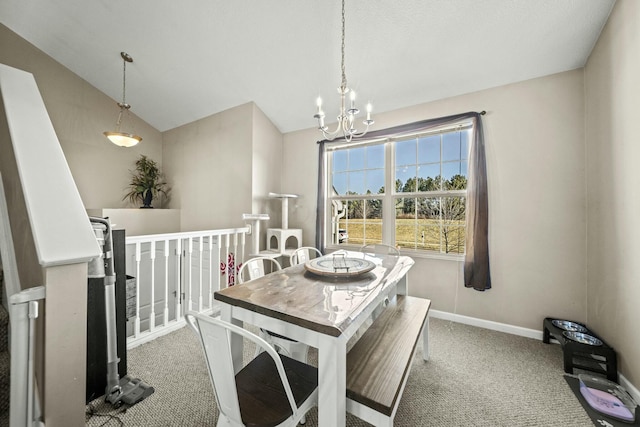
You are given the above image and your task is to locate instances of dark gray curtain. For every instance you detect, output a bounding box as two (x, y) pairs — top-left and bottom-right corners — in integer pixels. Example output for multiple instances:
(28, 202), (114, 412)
(463, 116), (491, 291)
(315, 111), (490, 290)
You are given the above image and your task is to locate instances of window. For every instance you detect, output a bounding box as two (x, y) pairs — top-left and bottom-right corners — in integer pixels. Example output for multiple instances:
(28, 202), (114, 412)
(328, 125), (471, 255)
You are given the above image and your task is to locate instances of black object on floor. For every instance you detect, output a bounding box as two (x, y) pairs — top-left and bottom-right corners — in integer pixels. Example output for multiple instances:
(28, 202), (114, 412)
(564, 375), (639, 427)
(544, 317), (618, 382)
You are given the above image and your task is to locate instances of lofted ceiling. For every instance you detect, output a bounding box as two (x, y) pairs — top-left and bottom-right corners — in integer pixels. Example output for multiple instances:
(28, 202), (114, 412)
(0, 0), (615, 134)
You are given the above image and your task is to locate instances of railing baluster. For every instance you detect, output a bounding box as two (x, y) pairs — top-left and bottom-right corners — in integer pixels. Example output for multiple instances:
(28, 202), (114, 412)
(232, 233), (237, 285)
(135, 242), (141, 337)
(208, 235), (213, 310)
(213, 235), (221, 295)
(164, 239), (170, 326)
(198, 236), (204, 312)
(188, 237), (193, 312)
(224, 234), (230, 290)
(232, 232), (239, 285)
(240, 231), (246, 283)
(176, 238), (182, 321)
(149, 240), (156, 332)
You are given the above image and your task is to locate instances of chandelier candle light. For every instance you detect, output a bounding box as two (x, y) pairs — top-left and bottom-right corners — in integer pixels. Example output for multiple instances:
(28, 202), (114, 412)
(104, 52), (142, 148)
(314, 0), (374, 142)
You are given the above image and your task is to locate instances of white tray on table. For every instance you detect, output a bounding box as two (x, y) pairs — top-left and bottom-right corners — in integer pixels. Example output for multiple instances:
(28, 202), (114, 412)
(304, 254), (375, 278)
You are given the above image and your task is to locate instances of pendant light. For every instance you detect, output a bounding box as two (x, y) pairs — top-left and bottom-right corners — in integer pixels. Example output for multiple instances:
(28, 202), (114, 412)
(104, 52), (142, 147)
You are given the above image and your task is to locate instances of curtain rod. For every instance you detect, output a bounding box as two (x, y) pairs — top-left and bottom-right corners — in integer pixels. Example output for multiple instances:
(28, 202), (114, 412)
(318, 110), (486, 144)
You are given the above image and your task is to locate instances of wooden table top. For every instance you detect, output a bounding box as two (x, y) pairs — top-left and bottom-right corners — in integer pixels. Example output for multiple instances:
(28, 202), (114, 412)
(214, 252), (415, 337)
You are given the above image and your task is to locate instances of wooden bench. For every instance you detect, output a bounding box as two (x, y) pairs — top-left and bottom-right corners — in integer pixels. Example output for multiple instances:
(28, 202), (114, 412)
(346, 295), (431, 427)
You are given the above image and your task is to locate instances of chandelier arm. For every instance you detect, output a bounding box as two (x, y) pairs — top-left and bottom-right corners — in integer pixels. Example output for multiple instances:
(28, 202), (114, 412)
(321, 121), (344, 140)
(347, 124), (371, 139)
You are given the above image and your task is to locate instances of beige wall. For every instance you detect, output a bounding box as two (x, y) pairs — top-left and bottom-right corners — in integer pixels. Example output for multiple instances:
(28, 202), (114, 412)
(162, 102), (284, 250)
(162, 102), (254, 231)
(0, 23), (163, 210)
(250, 104), (284, 250)
(585, 0), (640, 387)
(283, 69), (587, 331)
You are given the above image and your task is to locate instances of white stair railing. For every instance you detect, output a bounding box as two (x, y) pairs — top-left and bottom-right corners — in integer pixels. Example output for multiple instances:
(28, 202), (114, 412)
(125, 227), (248, 348)
(1, 64), (101, 426)
(1, 174), (45, 427)
(8, 288), (45, 427)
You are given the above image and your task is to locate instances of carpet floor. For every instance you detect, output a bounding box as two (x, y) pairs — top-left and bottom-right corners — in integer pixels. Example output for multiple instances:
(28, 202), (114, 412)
(86, 318), (594, 426)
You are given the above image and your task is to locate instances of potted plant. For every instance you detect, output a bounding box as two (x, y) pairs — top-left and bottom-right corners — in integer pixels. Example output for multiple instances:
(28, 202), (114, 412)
(123, 155), (168, 208)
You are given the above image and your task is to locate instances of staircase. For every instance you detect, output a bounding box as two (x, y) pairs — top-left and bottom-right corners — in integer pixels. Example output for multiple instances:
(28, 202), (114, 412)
(0, 268), (10, 426)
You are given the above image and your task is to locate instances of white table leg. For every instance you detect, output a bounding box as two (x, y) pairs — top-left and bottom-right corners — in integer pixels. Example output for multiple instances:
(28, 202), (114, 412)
(220, 304), (244, 374)
(422, 315), (430, 361)
(317, 335), (347, 427)
(397, 274), (408, 296)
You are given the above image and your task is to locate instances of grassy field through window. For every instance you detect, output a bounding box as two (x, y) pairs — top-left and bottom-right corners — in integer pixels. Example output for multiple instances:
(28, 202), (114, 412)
(339, 219), (465, 254)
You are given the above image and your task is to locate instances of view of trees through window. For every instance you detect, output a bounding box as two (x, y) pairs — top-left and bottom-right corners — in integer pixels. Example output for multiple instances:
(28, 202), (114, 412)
(329, 127), (470, 254)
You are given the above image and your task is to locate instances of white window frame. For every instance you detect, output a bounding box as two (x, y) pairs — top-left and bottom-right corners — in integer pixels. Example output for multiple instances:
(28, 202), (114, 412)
(325, 122), (472, 259)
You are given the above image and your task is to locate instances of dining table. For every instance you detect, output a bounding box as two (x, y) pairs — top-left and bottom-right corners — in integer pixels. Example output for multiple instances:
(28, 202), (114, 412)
(214, 250), (417, 427)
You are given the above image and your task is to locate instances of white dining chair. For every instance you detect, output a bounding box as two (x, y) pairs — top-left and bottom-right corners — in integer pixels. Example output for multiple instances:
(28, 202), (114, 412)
(237, 256), (311, 365)
(237, 256), (282, 284)
(185, 312), (318, 427)
(289, 246), (323, 266)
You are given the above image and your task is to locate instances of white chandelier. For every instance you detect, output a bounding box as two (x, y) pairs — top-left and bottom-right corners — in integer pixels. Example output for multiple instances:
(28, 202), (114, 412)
(104, 52), (142, 148)
(314, 0), (374, 142)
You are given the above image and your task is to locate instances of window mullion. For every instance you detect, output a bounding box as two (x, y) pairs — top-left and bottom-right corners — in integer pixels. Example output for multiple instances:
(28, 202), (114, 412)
(383, 142), (394, 245)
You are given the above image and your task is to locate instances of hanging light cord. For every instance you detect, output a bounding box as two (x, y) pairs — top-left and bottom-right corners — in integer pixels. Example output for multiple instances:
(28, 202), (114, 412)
(340, 0), (347, 93)
(115, 55), (130, 129)
(121, 58), (127, 108)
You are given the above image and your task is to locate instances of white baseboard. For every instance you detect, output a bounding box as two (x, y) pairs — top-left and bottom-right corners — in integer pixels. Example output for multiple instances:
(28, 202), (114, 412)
(126, 319), (186, 350)
(429, 310), (640, 402)
(429, 310), (544, 340)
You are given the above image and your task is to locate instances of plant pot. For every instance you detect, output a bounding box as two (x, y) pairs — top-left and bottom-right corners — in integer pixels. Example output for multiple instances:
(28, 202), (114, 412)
(141, 190), (153, 208)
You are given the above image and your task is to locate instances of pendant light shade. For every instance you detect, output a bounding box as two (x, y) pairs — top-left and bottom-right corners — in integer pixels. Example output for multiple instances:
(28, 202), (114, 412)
(104, 131), (142, 148)
(104, 52), (142, 147)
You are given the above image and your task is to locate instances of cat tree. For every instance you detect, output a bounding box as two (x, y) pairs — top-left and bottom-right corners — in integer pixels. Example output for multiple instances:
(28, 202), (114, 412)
(265, 192), (302, 257)
(242, 193), (302, 259)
